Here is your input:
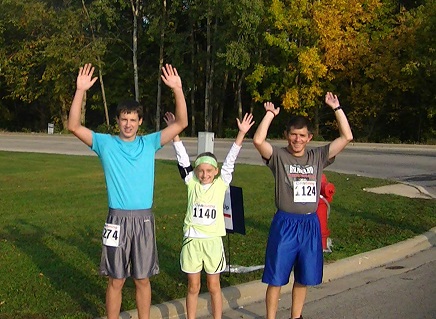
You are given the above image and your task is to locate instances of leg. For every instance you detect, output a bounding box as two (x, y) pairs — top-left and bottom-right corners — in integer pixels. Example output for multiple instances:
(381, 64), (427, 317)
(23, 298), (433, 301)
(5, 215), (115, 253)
(266, 284), (281, 319)
(106, 277), (126, 319)
(290, 281), (307, 319)
(186, 272), (201, 319)
(207, 273), (222, 319)
(133, 278), (152, 319)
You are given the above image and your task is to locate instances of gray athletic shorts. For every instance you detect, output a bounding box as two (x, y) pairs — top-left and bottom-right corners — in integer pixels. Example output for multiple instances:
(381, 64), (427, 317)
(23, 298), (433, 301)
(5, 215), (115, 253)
(99, 208), (159, 279)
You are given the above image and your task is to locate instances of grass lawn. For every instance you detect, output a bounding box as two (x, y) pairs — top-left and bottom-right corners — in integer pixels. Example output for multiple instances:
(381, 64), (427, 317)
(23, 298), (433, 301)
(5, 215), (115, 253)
(0, 151), (435, 319)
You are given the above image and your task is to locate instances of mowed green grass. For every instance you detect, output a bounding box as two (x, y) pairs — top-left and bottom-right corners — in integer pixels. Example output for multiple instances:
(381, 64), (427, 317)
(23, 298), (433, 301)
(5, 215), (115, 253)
(0, 151), (435, 319)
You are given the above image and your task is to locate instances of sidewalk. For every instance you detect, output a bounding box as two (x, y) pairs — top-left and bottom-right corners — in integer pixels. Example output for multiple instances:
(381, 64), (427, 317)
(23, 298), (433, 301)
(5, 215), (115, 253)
(95, 184), (435, 319)
(101, 226), (436, 319)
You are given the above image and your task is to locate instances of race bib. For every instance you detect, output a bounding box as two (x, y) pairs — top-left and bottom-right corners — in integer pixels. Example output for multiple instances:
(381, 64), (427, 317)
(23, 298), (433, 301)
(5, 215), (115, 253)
(102, 223), (120, 247)
(192, 203), (217, 226)
(293, 180), (317, 203)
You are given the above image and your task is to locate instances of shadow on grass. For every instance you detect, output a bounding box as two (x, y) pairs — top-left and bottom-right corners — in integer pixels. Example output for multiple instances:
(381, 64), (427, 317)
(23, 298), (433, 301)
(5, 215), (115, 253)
(4, 219), (105, 318)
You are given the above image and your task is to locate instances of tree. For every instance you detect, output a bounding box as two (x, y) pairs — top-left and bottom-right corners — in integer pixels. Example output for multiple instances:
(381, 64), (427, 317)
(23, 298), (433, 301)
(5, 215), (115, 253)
(246, 0), (328, 119)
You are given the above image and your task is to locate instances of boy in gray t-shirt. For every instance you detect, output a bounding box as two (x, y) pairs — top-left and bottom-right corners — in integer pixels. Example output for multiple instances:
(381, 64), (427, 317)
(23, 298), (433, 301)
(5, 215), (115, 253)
(253, 92), (353, 319)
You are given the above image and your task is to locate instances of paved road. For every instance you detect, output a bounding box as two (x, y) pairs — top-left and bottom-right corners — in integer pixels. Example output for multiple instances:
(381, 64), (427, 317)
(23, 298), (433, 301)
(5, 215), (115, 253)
(199, 247), (436, 319)
(1, 133), (435, 197)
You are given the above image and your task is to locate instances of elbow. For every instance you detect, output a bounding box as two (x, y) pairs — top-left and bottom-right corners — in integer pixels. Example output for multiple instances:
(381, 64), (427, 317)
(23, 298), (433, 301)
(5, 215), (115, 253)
(67, 122), (76, 133)
(253, 135), (263, 147)
(177, 116), (188, 130)
(67, 120), (81, 134)
(67, 121), (80, 134)
(182, 119), (188, 130)
(344, 133), (353, 145)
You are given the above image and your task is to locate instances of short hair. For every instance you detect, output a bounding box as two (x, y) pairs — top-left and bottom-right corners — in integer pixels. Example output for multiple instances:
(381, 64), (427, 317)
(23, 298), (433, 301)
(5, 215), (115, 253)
(116, 100), (144, 120)
(285, 115), (313, 135)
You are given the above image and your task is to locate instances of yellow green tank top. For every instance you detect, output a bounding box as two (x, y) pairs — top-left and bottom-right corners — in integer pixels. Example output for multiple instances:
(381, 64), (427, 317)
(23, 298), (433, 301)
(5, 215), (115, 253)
(183, 175), (228, 238)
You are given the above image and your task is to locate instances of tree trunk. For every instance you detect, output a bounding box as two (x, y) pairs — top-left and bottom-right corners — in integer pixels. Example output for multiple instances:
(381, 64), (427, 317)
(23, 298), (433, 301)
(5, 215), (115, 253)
(59, 95), (72, 131)
(131, 0), (140, 102)
(81, 91), (86, 125)
(81, 0), (109, 126)
(99, 66), (109, 126)
(155, 0), (167, 131)
(190, 24), (197, 137)
(236, 70), (245, 120)
(204, 4), (212, 132)
(217, 71), (228, 137)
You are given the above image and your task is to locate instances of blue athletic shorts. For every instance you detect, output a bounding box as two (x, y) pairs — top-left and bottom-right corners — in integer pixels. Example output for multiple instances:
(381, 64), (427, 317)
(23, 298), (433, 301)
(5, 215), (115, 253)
(262, 210), (323, 286)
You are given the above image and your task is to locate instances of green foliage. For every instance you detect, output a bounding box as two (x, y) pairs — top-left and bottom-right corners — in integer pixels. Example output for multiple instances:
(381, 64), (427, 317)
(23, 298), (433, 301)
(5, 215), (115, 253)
(0, 0), (435, 142)
(223, 128), (239, 138)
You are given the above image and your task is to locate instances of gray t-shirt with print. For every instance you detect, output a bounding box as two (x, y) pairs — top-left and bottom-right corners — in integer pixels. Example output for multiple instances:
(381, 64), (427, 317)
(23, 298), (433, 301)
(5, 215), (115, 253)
(265, 144), (333, 214)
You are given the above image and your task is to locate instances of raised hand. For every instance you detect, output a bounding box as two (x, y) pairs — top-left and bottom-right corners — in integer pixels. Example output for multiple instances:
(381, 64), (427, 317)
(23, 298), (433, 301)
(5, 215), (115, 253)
(264, 101), (280, 116)
(76, 64), (98, 91)
(325, 92), (340, 109)
(163, 112), (176, 127)
(161, 64), (182, 91)
(236, 113), (255, 134)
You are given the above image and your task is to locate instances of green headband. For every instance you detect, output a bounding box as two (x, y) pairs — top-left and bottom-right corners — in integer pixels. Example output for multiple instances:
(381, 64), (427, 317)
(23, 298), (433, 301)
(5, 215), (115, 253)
(194, 156), (218, 168)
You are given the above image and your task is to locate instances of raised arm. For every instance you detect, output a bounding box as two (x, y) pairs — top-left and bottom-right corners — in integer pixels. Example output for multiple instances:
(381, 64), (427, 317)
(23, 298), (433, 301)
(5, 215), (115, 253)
(160, 64), (188, 146)
(68, 64), (98, 147)
(252, 102), (280, 160)
(164, 112), (192, 181)
(221, 113), (255, 185)
(235, 113), (255, 146)
(324, 92), (353, 159)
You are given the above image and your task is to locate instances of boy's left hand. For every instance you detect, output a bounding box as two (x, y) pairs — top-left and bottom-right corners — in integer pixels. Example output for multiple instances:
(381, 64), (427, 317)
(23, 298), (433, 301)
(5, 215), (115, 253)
(237, 113), (255, 134)
(161, 64), (182, 91)
(325, 92), (340, 109)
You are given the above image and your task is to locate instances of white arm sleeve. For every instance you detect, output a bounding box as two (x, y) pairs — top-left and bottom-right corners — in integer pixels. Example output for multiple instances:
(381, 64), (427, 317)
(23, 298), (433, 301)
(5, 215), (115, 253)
(173, 141), (191, 167)
(173, 140), (193, 183)
(221, 143), (242, 185)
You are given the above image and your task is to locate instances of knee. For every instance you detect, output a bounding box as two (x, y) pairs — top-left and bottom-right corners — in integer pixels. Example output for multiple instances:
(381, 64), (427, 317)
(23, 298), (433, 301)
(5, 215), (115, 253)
(207, 280), (221, 295)
(108, 277), (126, 291)
(133, 278), (150, 290)
(188, 281), (201, 295)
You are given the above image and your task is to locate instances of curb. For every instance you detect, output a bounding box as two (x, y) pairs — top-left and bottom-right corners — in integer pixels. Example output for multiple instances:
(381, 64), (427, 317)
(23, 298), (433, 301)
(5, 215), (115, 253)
(404, 182), (436, 200)
(102, 227), (436, 319)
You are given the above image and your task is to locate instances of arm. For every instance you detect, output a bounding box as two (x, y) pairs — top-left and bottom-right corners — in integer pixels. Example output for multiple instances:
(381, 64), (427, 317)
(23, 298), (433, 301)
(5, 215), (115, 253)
(221, 113), (255, 184)
(159, 64), (188, 146)
(68, 64), (98, 147)
(252, 102), (280, 160)
(164, 112), (192, 180)
(324, 92), (353, 159)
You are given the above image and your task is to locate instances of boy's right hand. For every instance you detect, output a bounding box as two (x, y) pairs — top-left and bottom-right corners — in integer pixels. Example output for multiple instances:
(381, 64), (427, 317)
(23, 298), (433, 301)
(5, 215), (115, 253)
(76, 63), (98, 91)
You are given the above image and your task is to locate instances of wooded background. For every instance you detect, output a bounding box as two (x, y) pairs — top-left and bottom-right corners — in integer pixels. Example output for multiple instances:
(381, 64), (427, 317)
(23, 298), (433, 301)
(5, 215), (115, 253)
(0, 0), (435, 143)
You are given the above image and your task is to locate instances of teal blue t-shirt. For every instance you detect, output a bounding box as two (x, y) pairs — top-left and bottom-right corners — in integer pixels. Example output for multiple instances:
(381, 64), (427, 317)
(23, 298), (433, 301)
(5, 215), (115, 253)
(91, 132), (162, 210)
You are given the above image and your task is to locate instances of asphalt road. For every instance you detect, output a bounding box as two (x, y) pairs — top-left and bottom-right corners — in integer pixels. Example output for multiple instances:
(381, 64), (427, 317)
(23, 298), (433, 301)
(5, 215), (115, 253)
(198, 247), (436, 319)
(1, 133), (435, 197)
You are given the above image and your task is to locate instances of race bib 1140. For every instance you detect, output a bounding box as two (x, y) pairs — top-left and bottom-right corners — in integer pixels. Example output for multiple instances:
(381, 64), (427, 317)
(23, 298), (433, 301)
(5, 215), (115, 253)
(191, 203), (217, 226)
